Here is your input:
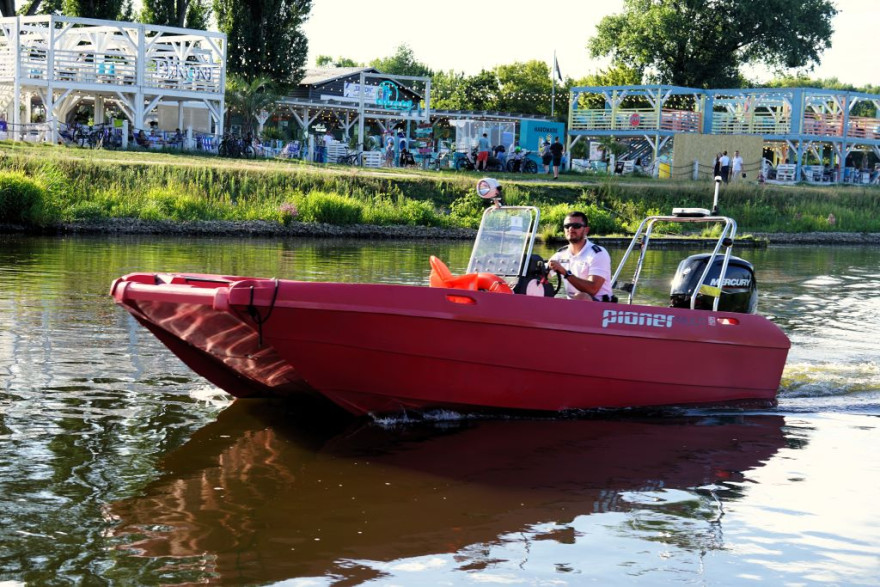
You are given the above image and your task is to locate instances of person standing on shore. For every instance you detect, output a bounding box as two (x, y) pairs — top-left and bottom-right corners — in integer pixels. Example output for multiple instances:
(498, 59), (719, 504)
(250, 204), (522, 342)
(476, 133), (490, 171)
(732, 150), (743, 181)
(720, 151), (731, 183)
(549, 137), (564, 179)
(541, 140), (552, 174)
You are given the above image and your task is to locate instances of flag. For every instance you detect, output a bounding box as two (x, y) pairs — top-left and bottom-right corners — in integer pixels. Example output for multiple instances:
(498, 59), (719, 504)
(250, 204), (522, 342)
(553, 53), (563, 83)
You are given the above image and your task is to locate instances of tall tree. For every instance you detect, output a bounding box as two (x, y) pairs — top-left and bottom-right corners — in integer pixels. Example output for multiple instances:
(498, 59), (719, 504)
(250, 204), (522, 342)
(370, 44), (433, 77)
(141, 0), (210, 29)
(214, 0), (311, 87)
(495, 60), (556, 116)
(589, 0), (838, 88)
(62, 0), (132, 19)
(432, 69), (498, 111)
(0, 0), (35, 16)
(1, 0), (120, 16)
(315, 55), (361, 68)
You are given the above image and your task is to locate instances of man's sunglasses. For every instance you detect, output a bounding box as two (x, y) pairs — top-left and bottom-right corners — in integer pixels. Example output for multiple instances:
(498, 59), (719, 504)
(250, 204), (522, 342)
(563, 222), (585, 229)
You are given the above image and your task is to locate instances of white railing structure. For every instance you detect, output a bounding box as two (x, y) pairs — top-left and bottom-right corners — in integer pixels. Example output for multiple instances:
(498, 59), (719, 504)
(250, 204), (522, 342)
(0, 15), (225, 144)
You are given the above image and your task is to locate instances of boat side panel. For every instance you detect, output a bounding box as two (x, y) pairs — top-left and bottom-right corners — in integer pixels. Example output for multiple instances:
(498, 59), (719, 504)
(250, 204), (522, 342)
(250, 300), (787, 414)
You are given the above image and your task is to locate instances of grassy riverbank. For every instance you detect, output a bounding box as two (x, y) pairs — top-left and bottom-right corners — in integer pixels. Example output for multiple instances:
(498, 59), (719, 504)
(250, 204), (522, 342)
(2, 141), (879, 239)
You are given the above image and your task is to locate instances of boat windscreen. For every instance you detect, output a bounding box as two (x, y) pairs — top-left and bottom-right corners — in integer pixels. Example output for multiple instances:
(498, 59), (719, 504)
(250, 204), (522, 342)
(467, 207), (537, 277)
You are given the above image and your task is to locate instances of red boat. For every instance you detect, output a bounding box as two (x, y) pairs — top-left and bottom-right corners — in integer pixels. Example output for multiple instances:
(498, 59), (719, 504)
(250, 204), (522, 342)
(111, 178), (790, 416)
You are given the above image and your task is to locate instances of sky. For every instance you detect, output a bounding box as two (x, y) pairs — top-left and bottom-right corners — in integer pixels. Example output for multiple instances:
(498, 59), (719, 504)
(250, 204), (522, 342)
(302, 0), (879, 88)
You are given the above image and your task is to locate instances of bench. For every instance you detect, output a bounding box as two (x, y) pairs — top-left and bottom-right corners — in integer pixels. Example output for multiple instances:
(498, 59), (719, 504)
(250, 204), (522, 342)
(775, 164), (796, 182)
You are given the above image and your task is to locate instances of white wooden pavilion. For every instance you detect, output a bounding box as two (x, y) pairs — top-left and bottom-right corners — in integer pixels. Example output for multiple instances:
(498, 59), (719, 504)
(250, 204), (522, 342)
(0, 15), (225, 144)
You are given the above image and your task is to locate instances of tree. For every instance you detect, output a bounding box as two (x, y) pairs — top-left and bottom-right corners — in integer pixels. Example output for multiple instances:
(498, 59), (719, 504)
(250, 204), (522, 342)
(495, 60), (557, 116)
(61, 0), (132, 19)
(214, 0), (311, 87)
(225, 73), (281, 137)
(432, 69), (499, 112)
(2, 0), (134, 17)
(141, 0), (210, 29)
(589, 0), (838, 88)
(370, 44), (432, 77)
(315, 55), (361, 68)
(1, 0), (43, 16)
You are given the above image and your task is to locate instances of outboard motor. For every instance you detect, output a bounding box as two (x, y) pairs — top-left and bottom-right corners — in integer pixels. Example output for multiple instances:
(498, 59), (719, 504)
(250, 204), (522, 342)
(513, 254), (556, 297)
(670, 254), (758, 314)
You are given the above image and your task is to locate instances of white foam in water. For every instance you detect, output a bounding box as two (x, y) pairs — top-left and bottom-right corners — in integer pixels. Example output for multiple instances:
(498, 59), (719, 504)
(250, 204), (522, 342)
(781, 362), (880, 397)
(371, 409), (484, 429)
(188, 385), (234, 408)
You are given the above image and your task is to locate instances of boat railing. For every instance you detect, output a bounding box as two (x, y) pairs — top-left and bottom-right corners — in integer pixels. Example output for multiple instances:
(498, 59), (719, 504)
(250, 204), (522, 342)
(611, 213), (738, 311)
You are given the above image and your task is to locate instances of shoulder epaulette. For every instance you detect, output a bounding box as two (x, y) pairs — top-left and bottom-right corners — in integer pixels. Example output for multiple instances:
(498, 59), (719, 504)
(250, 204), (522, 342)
(556, 245), (568, 252)
(591, 244), (603, 253)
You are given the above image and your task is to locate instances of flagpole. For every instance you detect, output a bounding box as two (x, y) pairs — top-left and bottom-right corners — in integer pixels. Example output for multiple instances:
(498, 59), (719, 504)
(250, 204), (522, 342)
(551, 50), (556, 117)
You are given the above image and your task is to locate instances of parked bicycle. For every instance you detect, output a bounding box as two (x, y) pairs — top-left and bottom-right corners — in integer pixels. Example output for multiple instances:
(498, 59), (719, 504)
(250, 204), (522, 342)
(505, 149), (538, 173)
(337, 151), (362, 165)
(218, 134), (254, 158)
(454, 148), (504, 172)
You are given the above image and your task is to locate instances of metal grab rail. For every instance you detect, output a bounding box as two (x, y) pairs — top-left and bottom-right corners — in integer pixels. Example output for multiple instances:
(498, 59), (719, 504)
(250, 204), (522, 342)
(610, 214), (737, 311)
(611, 177), (737, 311)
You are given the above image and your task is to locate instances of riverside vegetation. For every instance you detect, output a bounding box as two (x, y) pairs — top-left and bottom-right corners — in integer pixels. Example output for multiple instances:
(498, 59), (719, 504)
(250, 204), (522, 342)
(1, 142), (879, 240)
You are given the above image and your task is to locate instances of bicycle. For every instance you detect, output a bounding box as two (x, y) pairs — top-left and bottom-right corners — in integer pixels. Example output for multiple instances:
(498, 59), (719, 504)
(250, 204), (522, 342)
(218, 135), (254, 158)
(337, 151), (362, 165)
(455, 148), (504, 172)
(505, 150), (538, 173)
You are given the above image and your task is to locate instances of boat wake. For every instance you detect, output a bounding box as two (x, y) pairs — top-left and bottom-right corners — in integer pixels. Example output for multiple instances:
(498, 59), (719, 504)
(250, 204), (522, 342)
(777, 361), (880, 414)
(780, 361), (880, 396)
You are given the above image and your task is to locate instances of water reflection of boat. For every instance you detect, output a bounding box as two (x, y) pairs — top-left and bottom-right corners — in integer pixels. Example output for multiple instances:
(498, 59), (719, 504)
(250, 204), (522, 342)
(109, 401), (787, 585)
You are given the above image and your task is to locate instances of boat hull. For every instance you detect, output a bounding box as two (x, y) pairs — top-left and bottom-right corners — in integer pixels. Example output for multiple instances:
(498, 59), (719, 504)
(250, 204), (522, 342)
(113, 273), (790, 416)
(111, 274), (317, 400)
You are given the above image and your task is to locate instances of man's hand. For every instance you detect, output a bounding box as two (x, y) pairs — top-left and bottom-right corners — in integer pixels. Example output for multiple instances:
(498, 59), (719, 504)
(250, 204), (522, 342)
(548, 260), (566, 275)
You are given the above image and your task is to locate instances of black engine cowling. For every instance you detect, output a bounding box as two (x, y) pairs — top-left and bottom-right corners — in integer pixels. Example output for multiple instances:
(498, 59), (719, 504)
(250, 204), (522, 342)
(670, 254), (758, 314)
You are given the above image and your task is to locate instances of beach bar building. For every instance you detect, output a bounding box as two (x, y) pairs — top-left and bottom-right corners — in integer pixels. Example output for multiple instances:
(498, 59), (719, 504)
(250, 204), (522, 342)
(0, 15), (226, 144)
(569, 85), (880, 183)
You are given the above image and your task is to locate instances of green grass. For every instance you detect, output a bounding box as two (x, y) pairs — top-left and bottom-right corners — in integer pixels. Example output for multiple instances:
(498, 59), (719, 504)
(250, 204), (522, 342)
(1, 141), (878, 236)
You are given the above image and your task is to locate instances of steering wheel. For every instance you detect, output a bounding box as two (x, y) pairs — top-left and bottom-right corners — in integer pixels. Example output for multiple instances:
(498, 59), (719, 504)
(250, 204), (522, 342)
(551, 271), (563, 296)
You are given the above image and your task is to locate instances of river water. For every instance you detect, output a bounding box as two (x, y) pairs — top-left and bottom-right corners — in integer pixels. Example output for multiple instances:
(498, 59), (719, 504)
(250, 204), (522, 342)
(0, 235), (878, 586)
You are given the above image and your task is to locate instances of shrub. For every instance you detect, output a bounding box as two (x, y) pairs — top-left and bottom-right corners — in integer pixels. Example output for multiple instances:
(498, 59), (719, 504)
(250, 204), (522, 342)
(68, 200), (108, 220)
(0, 172), (48, 225)
(292, 191), (363, 225)
(364, 197), (442, 227)
(539, 202), (620, 239)
(139, 187), (221, 221)
(447, 195), (485, 229)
